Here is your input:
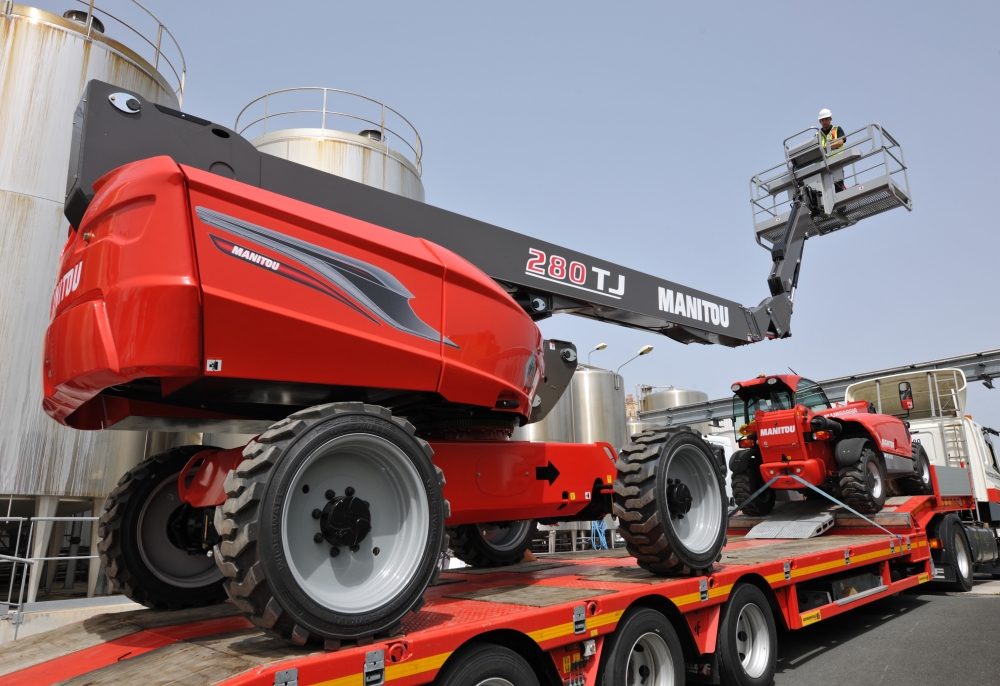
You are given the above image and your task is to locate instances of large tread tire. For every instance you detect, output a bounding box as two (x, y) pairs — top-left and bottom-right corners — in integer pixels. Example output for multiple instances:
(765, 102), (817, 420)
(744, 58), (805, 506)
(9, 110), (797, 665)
(448, 520), (538, 568)
(613, 426), (727, 575)
(731, 462), (775, 517)
(897, 443), (934, 496)
(838, 445), (887, 514)
(933, 515), (974, 593)
(98, 445), (227, 610)
(214, 402), (449, 648)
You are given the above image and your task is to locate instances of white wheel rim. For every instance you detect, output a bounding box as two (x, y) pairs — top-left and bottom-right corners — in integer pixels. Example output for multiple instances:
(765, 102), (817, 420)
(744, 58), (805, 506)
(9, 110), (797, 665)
(954, 532), (971, 578)
(281, 433), (430, 614)
(475, 680), (515, 686)
(735, 602), (771, 678)
(920, 459), (930, 485)
(137, 477), (223, 588)
(627, 631), (675, 686)
(867, 460), (883, 499)
(665, 445), (722, 554)
(478, 521), (532, 553)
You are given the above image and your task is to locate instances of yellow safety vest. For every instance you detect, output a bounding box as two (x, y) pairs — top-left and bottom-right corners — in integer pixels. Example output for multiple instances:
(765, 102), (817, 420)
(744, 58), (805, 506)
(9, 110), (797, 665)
(820, 126), (843, 157)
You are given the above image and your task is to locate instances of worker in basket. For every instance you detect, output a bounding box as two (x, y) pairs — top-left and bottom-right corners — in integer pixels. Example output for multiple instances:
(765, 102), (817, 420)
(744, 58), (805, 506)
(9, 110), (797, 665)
(818, 108), (846, 192)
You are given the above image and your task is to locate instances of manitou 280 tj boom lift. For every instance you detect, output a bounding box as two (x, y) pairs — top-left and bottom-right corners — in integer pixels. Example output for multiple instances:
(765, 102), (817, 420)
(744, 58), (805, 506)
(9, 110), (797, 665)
(41, 80), (912, 663)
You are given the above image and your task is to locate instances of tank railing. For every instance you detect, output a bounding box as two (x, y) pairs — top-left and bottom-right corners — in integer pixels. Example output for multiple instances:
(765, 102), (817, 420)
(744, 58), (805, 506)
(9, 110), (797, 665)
(749, 123), (910, 238)
(63, 0), (186, 105)
(235, 87), (423, 175)
(0, 515), (99, 640)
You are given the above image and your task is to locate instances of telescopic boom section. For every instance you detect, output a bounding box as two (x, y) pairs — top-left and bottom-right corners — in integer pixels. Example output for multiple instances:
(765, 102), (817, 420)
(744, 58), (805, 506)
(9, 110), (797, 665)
(66, 82), (907, 347)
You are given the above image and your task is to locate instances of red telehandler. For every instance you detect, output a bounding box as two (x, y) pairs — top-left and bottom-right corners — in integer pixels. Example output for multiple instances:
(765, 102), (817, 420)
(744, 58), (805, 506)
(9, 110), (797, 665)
(42, 81), (910, 647)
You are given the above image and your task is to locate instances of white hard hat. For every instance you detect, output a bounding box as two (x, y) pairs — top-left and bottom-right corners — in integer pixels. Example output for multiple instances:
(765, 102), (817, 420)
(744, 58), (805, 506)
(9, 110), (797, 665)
(818, 108), (832, 120)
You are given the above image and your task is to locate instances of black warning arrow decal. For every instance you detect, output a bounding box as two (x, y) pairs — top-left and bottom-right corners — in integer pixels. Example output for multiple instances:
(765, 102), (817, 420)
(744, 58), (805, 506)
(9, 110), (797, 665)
(535, 461), (560, 485)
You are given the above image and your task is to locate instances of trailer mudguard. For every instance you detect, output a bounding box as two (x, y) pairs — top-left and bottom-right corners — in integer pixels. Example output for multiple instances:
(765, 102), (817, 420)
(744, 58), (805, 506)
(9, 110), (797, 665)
(834, 437), (870, 467)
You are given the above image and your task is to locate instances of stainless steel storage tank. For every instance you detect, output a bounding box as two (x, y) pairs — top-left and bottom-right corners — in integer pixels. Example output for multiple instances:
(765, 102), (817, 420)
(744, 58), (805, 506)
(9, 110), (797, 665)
(514, 365), (628, 450)
(235, 88), (425, 202)
(635, 386), (711, 436)
(0, 2), (188, 600)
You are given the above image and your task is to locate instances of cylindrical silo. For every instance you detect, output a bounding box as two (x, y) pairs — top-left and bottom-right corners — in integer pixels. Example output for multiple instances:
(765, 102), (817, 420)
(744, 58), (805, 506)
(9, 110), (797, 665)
(514, 365), (628, 450)
(235, 87), (425, 202)
(0, 3), (189, 601)
(636, 386), (711, 436)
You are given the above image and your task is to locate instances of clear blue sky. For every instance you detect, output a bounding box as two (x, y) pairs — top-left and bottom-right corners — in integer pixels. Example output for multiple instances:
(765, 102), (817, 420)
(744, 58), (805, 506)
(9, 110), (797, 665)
(109, 1), (1000, 423)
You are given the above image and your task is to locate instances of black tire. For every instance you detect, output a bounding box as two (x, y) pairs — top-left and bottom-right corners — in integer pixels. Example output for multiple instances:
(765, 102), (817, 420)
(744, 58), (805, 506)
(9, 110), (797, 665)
(436, 642), (539, 686)
(597, 606), (685, 686)
(897, 443), (934, 496)
(214, 402), (449, 647)
(838, 444), (887, 514)
(718, 584), (777, 686)
(730, 455), (775, 517)
(936, 515), (973, 592)
(614, 427), (727, 575)
(98, 445), (227, 610)
(448, 520), (538, 567)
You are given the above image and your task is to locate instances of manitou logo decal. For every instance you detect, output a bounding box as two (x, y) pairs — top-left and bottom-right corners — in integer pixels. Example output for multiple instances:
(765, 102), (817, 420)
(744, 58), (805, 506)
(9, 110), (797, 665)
(229, 244), (280, 271)
(760, 425), (795, 437)
(829, 407), (859, 417)
(881, 438), (896, 450)
(525, 248), (625, 299)
(51, 262), (82, 315)
(658, 287), (729, 328)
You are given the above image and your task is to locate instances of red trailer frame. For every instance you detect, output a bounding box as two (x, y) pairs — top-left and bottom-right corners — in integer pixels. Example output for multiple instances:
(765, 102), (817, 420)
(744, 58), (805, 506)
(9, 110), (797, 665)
(2, 467), (973, 686)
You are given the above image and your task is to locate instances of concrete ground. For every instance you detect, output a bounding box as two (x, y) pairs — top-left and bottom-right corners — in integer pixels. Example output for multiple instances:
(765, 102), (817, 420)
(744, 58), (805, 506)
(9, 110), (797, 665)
(774, 577), (1000, 685)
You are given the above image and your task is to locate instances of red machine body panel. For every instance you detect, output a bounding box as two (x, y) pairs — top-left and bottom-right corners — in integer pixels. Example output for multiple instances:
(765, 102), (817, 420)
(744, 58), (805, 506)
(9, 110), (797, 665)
(42, 158), (543, 428)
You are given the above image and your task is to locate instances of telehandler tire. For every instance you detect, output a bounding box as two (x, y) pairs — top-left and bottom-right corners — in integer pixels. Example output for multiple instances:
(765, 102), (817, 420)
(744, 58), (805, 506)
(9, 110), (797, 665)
(448, 520), (537, 567)
(214, 403), (449, 648)
(897, 443), (934, 496)
(98, 445), (226, 610)
(614, 427), (726, 575)
(730, 458), (776, 517)
(838, 444), (887, 514)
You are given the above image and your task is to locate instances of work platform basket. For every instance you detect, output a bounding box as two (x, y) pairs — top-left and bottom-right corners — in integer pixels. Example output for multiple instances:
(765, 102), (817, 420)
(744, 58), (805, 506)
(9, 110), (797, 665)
(750, 123), (911, 249)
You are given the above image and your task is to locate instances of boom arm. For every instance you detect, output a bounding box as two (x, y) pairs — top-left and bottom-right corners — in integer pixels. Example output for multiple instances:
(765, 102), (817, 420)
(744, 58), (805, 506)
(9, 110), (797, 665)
(66, 81), (810, 348)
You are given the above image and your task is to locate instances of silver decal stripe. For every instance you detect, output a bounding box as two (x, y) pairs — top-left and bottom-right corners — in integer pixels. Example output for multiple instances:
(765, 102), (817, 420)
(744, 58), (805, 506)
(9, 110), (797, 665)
(197, 207), (456, 347)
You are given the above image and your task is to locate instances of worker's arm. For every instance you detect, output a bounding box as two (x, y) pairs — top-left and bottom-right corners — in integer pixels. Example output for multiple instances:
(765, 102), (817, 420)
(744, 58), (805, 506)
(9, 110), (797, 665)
(830, 126), (845, 149)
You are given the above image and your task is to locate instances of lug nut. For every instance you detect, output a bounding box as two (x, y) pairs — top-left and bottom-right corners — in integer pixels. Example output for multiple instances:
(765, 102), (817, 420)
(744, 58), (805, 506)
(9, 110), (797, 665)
(373, 547), (380, 556)
(345, 486), (355, 496)
(314, 533), (324, 544)
(330, 547), (340, 557)
(325, 489), (336, 500)
(312, 508), (322, 519)
(350, 544), (360, 553)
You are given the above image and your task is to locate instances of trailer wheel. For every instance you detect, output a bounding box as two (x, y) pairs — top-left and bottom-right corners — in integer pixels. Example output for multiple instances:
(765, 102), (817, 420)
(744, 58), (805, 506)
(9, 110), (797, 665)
(731, 467), (775, 517)
(448, 520), (538, 567)
(838, 445), (887, 514)
(598, 606), (685, 686)
(935, 515), (973, 592)
(214, 403), (448, 646)
(897, 444), (934, 496)
(435, 642), (539, 686)
(614, 427), (726, 575)
(98, 445), (227, 610)
(717, 584), (777, 686)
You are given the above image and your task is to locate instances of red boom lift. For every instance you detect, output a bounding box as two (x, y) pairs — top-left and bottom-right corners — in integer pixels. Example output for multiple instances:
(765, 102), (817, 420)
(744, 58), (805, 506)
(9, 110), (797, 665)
(42, 78), (912, 669)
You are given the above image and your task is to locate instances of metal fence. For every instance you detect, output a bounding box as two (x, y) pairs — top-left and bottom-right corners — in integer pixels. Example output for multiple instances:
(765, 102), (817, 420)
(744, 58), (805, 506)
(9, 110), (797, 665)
(235, 87), (423, 175)
(4, 0), (187, 105)
(0, 515), (100, 640)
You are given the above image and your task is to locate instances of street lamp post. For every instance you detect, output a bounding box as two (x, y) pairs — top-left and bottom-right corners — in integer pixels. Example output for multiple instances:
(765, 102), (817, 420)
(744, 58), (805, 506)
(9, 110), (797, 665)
(614, 345), (654, 389)
(588, 342), (608, 365)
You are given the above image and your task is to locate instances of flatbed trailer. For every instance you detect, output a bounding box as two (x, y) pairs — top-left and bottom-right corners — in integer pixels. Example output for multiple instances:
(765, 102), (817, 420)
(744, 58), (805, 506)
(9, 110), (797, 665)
(1, 467), (974, 686)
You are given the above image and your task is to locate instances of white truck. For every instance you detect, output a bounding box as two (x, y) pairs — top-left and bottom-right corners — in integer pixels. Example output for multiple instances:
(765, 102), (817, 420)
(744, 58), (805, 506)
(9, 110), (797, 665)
(845, 368), (1000, 584)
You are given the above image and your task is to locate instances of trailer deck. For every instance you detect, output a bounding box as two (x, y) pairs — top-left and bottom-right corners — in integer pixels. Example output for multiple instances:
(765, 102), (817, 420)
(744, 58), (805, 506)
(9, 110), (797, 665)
(2, 490), (958, 686)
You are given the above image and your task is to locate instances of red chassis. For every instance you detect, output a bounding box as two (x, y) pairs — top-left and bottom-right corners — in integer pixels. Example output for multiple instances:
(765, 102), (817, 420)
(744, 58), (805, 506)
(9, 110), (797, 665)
(43, 155), (615, 525)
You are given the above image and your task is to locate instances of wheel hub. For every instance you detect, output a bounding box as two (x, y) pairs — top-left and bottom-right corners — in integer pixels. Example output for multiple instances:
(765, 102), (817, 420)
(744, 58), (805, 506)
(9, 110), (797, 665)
(666, 478), (693, 518)
(320, 488), (372, 550)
